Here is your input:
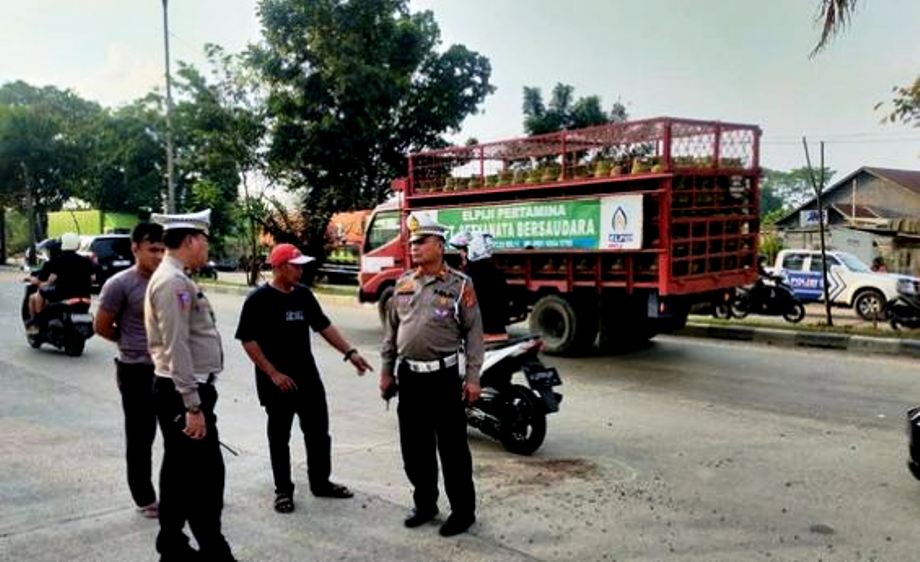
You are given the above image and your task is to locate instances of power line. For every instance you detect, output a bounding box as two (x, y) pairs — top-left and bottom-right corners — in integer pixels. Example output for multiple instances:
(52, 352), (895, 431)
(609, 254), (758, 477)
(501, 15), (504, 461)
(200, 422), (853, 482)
(763, 137), (920, 145)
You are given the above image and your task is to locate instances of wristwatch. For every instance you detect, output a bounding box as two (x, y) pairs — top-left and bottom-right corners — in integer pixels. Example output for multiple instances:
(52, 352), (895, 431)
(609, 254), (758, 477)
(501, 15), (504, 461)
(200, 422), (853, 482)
(343, 349), (358, 362)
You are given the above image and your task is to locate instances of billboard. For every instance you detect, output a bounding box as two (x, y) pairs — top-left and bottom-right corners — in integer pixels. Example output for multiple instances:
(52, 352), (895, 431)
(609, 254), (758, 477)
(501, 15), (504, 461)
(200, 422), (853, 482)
(431, 195), (643, 251)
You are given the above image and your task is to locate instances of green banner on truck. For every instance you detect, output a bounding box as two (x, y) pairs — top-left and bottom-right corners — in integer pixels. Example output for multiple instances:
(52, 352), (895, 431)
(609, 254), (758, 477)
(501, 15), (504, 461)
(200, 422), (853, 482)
(428, 194), (643, 251)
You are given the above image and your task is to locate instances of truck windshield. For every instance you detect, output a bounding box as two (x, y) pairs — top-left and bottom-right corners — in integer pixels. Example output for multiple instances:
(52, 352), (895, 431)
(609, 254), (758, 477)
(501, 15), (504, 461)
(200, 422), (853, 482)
(838, 253), (871, 273)
(364, 210), (400, 252)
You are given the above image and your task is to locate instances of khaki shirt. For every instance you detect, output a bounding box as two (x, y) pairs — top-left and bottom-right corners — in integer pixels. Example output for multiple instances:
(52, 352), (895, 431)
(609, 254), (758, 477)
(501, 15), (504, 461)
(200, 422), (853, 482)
(382, 265), (484, 381)
(145, 255), (223, 408)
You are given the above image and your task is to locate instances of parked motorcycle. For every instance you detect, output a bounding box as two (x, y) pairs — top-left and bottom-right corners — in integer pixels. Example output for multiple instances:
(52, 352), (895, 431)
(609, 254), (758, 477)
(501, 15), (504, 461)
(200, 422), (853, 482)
(906, 406), (920, 481)
(466, 335), (562, 455)
(730, 276), (805, 323)
(886, 279), (920, 330)
(21, 283), (94, 356)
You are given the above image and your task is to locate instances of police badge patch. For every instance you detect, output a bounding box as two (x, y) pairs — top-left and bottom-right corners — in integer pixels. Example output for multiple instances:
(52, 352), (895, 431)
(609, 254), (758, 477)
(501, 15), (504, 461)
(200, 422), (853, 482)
(177, 290), (192, 309)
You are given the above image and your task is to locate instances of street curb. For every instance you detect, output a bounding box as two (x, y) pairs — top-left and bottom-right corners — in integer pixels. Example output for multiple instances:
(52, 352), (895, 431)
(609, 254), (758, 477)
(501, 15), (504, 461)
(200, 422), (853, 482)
(678, 321), (920, 359)
(198, 281), (365, 308)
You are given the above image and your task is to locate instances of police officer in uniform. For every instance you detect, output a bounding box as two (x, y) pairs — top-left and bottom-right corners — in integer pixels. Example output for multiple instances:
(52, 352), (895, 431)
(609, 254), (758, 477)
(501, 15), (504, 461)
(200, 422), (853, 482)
(144, 210), (235, 561)
(380, 213), (484, 537)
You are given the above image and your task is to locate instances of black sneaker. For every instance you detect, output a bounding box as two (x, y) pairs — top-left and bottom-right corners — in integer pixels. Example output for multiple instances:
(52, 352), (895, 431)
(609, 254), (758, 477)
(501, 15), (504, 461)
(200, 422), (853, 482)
(439, 513), (475, 537)
(311, 482), (353, 498)
(404, 507), (439, 528)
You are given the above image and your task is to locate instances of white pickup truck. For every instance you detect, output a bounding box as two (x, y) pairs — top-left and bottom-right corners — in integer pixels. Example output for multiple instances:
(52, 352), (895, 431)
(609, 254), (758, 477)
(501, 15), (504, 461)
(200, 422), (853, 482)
(773, 249), (920, 320)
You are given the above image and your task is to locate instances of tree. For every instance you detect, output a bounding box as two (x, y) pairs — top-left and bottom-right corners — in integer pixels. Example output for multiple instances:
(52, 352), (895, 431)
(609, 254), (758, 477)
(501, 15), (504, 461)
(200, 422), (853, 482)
(761, 167), (836, 219)
(522, 83), (627, 135)
(877, 76), (920, 128)
(149, 45), (268, 257)
(809, 0), (857, 57)
(806, 1), (918, 128)
(0, 82), (101, 245)
(249, 0), (494, 255)
(80, 100), (166, 215)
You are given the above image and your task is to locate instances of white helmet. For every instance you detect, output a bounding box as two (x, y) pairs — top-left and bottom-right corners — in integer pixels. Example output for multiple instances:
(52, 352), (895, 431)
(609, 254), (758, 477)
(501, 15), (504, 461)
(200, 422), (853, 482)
(467, 232), (494, 262)
(60, 232), (80, 251)
(448, 229), (472, 249)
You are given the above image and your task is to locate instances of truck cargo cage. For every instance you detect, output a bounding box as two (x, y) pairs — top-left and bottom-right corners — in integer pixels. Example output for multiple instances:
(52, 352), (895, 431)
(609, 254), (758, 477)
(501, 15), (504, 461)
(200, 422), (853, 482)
(408, 117), (758, 197)
(400, 117), (760, 297)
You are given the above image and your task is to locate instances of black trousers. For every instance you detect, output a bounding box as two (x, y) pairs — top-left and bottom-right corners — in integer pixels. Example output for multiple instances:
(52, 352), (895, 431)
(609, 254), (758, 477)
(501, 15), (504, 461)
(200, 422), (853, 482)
(264, 378), (332, 496)
(396, 363), (475, 517)
(154, 377), (233, 561)
(115, 360), (157, 508)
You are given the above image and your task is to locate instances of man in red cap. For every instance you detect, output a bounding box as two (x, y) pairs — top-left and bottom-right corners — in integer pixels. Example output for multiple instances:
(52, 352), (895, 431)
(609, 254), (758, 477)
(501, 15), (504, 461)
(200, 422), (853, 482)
(235, 243), (372, 514)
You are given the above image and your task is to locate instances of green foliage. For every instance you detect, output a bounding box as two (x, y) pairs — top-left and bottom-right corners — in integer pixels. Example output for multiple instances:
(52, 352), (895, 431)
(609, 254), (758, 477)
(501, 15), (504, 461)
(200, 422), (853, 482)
(250, 0), (494, 255)
(877, 76), (920, 128)
(809, 0), (856, 58)
(759, 232), (784, 264)
(761, 167), (836, 213)
(523, 83), (628, 135)
(0, 82), (104, 240)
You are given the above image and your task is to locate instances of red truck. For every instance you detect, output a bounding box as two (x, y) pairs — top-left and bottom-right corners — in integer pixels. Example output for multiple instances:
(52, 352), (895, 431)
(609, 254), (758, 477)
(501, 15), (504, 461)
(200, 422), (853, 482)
(359, 117), (761, 354)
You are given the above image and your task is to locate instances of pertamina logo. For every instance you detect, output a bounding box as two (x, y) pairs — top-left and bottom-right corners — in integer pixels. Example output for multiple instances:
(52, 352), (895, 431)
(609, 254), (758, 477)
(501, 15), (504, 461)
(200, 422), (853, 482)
(607, 206), (634, 245)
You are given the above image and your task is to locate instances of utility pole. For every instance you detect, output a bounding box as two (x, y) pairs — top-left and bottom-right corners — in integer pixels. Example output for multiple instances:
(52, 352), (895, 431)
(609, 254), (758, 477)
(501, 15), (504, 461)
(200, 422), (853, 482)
(802, 137), (833, 327)
(162, 0), (176, 212)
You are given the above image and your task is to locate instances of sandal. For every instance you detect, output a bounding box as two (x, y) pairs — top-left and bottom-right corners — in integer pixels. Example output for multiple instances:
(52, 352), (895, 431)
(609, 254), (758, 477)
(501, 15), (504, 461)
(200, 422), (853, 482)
(274, 493), (295, 513)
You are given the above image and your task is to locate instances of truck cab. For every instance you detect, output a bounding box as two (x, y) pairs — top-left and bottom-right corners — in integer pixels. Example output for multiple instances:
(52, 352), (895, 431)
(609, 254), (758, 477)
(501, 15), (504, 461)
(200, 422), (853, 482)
(358, 197), (404, 321)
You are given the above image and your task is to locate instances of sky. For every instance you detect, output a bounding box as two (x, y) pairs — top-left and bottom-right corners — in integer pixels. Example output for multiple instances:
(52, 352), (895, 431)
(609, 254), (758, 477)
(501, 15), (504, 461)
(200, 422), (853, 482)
(1, 0), (918, 180)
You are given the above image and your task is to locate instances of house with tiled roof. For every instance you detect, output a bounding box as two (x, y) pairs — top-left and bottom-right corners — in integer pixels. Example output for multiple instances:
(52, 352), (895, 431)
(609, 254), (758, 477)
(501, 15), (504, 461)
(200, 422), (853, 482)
(773, 167), (920, 275)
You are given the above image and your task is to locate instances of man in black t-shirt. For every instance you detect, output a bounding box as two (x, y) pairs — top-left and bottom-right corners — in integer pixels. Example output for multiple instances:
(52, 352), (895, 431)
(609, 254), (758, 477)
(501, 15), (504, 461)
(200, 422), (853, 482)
(235, 243), (372, 514)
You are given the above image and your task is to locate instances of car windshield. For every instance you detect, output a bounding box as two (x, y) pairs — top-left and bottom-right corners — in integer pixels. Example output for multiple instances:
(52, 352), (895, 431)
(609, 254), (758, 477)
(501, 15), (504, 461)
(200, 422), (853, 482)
(837, 253), (871, 273)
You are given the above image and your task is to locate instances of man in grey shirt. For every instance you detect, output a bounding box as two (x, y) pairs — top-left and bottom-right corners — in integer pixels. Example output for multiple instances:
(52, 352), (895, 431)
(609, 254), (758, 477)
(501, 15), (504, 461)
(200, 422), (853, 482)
(95, 222), (164, 518)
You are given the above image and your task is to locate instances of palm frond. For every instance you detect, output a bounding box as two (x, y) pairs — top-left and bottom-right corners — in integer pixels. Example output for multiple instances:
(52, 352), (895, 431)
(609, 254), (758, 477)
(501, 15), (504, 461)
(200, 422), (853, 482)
(810, 0), (857, 58)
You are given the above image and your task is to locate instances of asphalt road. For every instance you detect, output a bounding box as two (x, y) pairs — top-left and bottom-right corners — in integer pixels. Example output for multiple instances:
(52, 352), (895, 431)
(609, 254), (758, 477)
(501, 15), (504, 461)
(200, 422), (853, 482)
(1, 269), (918, 562)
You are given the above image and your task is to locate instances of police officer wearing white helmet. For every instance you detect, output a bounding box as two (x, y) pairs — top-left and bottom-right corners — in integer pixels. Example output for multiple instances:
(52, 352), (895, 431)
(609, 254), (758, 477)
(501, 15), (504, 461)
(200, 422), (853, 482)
(380, 213), (484, 537)
(27, 231), (93, 330)
(144, 210), (236, 562)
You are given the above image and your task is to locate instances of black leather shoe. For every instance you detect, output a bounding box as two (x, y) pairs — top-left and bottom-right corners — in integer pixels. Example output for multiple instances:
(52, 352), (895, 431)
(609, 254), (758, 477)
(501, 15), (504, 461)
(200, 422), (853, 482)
(312, 482), (353, 499)
(439, 513), (475, 537)
(404, 507), (439, 528)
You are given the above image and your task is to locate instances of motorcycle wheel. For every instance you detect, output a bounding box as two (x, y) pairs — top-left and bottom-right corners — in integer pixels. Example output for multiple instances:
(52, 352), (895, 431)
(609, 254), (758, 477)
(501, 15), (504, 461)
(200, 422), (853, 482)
(783, 303), (806, 323)
(27, 334), (42, 349)
(64, 336), (85, 357)
(729, 296), (750, 319)
(499, 384), (547, 456)
(712, 302), (732, 319)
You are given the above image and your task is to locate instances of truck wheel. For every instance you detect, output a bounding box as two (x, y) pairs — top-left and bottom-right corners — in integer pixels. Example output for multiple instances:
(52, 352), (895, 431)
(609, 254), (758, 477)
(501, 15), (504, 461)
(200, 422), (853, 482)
(853, 289), (885, 321)
(530, 294), (597, 355)
(377, 285), (394, 326)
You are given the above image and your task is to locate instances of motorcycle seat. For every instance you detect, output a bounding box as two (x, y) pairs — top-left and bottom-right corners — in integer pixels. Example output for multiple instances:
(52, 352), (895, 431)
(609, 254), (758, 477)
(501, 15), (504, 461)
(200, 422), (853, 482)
(484, 334), (539, 351)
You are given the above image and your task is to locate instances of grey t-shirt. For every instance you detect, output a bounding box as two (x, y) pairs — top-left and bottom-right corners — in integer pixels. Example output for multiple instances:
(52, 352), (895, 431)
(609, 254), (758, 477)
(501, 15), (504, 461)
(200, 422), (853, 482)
(98, 266), (153, 364)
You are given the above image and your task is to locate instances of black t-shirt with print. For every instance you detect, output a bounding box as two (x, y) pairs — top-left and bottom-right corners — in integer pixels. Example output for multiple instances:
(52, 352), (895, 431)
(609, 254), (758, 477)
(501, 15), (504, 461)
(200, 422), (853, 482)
(235, 283), (331, 404)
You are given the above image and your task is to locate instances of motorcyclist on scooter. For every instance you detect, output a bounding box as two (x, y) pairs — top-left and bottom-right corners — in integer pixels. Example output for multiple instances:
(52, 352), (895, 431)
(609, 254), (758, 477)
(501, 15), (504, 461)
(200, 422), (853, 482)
(449, 230), (509, 339)
(752, 255), (782, 304)
(27, 232), (94, 332)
